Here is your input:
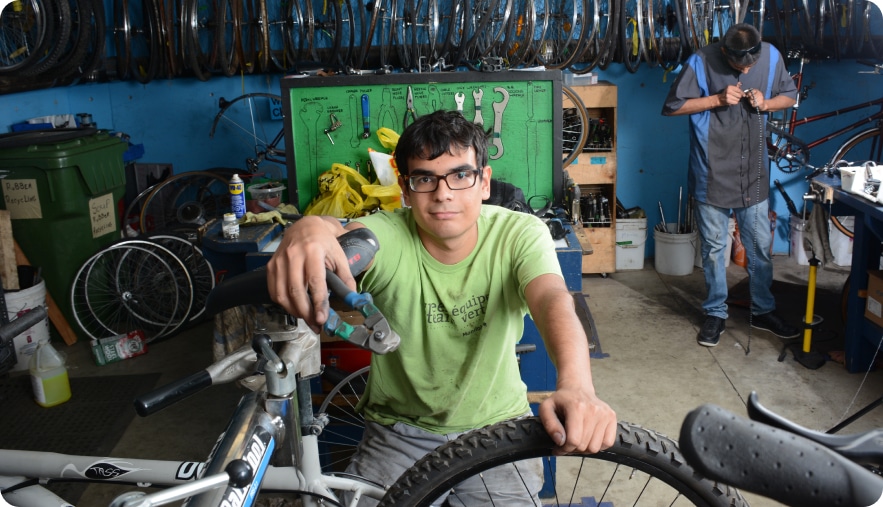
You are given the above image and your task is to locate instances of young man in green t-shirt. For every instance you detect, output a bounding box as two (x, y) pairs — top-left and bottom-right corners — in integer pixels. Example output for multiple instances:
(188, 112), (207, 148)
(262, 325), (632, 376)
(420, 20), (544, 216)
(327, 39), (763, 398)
(267, 110), (616, 503)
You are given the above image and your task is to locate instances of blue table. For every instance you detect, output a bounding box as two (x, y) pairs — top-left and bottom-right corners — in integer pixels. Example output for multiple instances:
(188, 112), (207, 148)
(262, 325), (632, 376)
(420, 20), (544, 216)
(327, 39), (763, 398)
(813, 174), (883, 373)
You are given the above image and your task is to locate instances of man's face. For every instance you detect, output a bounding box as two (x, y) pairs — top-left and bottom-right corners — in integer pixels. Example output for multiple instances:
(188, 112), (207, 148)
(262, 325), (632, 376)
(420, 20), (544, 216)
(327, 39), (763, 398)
(399, 146), (492, 251)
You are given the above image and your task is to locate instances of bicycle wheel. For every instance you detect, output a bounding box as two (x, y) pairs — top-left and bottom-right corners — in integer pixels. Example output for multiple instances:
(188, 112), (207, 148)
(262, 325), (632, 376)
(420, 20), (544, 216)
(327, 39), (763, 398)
(18, 0), (71, 76)
(71, 241), (193, 342)
(209, 92), (286, 176)
(146, 233), (215, 323)
(378, 417), (748, 507)
(316, 366), (370, 473)
(501, 0), (537, 67)
(830, 127), (883, 166)
(184, 0), (217, 80)
(535, 0), (587, 70)
(0, 0), (54, 75)
(309, 0), (344, 67)
(621, 0), (645, 72)
(562, 85), (589, 168)
(138, 170), (232, 234)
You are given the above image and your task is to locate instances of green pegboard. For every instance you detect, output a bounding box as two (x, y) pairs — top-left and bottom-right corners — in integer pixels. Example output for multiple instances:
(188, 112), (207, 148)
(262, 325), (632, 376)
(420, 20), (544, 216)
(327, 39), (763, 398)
(281, 71), (564, 212)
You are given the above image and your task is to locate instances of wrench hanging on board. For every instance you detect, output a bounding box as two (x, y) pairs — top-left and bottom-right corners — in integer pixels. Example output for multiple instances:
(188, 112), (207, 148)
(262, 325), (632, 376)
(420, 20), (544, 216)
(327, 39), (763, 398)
(472, 89), (484, 126)
(455, 92), (465, 112)
(488, 87), (509, 160)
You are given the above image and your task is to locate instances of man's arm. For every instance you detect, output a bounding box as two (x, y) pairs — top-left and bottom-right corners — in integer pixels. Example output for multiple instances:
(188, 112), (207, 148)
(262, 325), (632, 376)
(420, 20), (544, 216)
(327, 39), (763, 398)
(266, 215), (366, 331)
(525, 273), (617, 454)
(666, 84), (750, 116)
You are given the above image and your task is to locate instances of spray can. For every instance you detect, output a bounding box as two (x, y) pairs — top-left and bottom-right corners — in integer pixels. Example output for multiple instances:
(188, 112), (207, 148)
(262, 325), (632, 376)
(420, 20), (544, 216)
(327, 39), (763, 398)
(229, 174), (246, 219)
(29, 339), (71, 407)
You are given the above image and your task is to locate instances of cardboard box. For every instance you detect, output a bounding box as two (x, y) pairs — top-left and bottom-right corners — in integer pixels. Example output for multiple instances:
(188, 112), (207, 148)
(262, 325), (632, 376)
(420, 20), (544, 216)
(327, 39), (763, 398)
(865, 270), (883, 327)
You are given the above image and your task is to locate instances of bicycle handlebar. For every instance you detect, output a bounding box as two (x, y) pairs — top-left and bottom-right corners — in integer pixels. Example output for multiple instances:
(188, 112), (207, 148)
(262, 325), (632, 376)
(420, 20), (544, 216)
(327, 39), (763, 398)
(0, 305), (47, 344)
(680, 403), (883, 507)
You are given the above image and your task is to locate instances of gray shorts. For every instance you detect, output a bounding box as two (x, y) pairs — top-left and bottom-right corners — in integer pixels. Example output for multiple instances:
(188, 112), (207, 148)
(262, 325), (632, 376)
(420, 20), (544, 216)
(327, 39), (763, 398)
(344, 417), (543, 506)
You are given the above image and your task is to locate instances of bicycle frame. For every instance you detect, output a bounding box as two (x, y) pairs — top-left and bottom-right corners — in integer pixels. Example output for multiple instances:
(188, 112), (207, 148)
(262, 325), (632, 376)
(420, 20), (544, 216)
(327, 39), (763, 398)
(770, 56), (883, 166)
(0, 311), (386, 507)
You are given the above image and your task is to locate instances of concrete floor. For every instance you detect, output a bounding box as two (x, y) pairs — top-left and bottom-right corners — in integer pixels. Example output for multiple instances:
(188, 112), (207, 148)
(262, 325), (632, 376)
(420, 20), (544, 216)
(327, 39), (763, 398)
(43, 254), (883, 506)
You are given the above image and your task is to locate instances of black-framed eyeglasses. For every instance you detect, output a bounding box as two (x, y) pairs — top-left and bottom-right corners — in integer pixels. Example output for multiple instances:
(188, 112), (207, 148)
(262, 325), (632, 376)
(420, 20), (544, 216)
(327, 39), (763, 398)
(407, 169), (481, 193)
(724, 41), (761, 58)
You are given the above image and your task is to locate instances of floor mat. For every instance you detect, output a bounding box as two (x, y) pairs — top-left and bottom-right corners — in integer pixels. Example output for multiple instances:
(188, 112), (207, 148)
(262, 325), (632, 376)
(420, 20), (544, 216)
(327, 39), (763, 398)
(0, 373), (162, 503)
(727, 278), (845, 356)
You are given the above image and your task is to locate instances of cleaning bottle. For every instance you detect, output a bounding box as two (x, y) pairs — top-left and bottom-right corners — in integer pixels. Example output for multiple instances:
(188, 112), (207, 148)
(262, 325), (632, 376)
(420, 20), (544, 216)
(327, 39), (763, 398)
(30, 339), (71, 407)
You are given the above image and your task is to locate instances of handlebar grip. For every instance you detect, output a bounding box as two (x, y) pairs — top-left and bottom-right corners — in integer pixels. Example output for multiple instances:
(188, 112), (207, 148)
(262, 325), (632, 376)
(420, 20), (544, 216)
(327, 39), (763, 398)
(680, 404), (883, 507)
(134, 370), (213, 417)
(0, 306), (47, 345)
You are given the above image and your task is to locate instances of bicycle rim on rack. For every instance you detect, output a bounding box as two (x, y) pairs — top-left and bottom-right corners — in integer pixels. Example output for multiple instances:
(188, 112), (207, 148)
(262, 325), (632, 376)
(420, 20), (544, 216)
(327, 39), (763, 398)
(378, 417), (748, 507)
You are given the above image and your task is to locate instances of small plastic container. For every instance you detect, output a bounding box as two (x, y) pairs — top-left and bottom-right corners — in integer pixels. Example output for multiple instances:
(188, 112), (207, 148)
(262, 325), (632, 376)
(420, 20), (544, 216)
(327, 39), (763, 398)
(222, 213), (240, 240)
(246, 182), (286, 213)
(29, 339), (71, 407)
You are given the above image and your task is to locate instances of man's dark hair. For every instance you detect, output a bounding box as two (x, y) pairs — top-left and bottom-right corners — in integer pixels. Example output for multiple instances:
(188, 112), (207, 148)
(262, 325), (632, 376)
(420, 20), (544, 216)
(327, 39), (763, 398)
(722, 23), (762, 67)
(394, 110), (490, 176)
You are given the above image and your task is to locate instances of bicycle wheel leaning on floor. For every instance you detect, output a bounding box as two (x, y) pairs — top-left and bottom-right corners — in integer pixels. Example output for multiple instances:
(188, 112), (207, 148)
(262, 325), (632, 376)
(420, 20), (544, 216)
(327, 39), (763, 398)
(379, 417), (748, 507)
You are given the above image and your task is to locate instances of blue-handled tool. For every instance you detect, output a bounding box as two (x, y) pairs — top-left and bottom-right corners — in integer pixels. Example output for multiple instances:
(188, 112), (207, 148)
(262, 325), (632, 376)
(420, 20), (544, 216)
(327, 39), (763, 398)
(361, 94), (371, 139)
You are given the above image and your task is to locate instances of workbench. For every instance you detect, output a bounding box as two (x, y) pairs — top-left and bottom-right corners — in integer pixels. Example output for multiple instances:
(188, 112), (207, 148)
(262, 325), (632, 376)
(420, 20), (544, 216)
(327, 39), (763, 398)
(812, 173), (883, 373)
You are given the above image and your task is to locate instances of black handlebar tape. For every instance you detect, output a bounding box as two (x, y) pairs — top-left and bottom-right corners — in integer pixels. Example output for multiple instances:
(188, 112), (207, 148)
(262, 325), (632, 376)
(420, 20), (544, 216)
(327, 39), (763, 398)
(134, 370), (213, 417)
(0, 306), (47, 345)
(774, 179), (799, 216)
(680, 404), (883, 507)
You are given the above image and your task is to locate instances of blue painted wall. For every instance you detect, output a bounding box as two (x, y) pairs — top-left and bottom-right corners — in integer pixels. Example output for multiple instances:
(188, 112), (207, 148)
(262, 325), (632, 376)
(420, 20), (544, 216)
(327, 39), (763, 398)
(0, 57), (878, 256)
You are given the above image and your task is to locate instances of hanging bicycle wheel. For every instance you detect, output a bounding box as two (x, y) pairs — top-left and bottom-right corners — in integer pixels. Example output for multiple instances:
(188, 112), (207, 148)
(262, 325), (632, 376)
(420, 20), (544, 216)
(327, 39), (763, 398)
(316, 366), (370, 473)
(378, 417), (748, 507)
(71, 240), (193, 343)
(209, 93), (286, 176)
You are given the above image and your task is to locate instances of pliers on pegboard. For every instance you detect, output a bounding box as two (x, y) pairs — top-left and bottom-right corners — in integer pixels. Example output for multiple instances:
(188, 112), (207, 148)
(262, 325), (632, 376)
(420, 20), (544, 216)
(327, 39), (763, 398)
(323, 269), (400, 354)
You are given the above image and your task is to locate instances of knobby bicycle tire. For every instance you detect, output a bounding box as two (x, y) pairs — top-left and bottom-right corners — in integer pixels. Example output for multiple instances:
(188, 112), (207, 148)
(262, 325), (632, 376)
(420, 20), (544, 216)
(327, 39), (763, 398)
(378, 417), (748, 507)
(19, 0), (72, 76)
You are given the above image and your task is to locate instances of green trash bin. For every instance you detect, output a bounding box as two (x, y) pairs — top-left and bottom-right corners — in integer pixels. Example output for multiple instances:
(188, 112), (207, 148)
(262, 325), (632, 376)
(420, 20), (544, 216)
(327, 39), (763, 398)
(0, 129), (128, 341)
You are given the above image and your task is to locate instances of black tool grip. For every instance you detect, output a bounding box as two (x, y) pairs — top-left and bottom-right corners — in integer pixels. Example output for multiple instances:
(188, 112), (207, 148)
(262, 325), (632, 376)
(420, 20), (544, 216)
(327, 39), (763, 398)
(338, 227), (379, 275)
(680, 404), (883, 507)
(134, 370), (213, 417)
(205, 227), (380, 314)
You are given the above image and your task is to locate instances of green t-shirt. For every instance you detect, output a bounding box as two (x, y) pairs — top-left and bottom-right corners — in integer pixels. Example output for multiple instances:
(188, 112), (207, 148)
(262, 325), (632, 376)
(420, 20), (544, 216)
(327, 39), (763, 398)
(353, 205), (563, 433)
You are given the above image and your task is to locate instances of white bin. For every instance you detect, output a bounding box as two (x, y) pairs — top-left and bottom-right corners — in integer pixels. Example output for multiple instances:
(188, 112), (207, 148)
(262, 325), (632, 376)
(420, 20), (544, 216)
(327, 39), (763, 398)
(616, 218), (647, 271)
(3, 279), (50, 371)
(654, 224), (697, 276)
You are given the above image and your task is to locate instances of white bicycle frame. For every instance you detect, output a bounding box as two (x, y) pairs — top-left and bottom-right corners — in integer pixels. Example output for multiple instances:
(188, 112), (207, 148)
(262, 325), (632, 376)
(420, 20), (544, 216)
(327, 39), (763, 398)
(0, 317), (386, 507)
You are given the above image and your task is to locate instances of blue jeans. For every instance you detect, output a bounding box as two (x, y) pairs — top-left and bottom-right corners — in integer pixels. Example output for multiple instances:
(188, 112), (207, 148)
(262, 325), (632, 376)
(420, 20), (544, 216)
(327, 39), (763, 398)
(695, 200), (776, 319)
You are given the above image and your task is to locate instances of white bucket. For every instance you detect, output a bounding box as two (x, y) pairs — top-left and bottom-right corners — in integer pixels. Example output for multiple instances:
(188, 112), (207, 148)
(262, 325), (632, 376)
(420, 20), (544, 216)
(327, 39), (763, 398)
(830, 216), (853, 267)
(616, 218), (647, 271)
(4, 280), (50, 371)
(654, 223), (697, 276)
(694, 217), (735, 268)
(790, 215), (809, 266)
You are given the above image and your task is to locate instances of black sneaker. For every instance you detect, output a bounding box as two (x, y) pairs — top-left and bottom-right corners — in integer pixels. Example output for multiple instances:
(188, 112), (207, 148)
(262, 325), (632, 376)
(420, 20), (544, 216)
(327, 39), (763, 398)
(698, 316), (726, 347)
(751, 312), (800, 339)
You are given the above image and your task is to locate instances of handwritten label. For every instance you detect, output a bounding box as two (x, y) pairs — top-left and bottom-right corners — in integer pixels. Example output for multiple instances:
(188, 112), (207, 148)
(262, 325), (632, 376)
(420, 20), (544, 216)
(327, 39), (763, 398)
(2, 179), (41, 219)
(90, 193), (116, 238)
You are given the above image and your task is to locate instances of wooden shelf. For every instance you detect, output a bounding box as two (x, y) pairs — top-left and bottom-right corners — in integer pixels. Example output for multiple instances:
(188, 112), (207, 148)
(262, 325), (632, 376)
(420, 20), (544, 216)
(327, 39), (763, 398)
(568, 81), (617, 275)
